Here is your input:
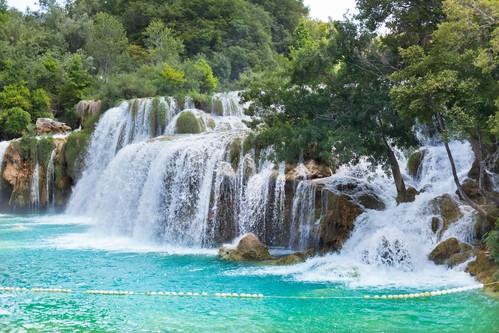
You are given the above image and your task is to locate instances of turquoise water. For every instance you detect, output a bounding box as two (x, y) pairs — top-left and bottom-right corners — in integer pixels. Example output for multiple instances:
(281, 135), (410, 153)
(0, 215), (497, 332)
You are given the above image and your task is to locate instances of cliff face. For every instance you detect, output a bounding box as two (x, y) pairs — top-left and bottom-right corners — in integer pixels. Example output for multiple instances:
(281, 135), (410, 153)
(0, 132), (90, 211)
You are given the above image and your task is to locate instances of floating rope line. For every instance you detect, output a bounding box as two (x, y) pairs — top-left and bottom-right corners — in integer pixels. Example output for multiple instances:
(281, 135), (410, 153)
(0, 283), (496, 300)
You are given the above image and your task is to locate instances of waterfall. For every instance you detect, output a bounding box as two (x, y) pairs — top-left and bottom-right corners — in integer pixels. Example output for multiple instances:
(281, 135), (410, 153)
(30, 160), (40, 209)
(288, 181), (320, 250)
(46, 148), (57, 209)
(0, 140), (10, 173)
(67, 93), (288, 247)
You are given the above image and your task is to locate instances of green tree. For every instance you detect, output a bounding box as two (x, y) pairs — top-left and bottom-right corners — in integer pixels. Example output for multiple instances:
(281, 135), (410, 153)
(390, 0), (499, 221)
(85, 12), (129, 79)
(1, 107), (31, 138)
(143, 20), (184, 65)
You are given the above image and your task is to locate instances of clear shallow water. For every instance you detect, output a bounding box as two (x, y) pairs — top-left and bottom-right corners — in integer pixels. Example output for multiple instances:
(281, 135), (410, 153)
(0, 215), (497, 333)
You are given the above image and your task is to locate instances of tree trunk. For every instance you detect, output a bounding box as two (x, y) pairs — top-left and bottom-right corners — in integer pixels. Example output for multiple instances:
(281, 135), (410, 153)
(436, 112), (497, 223)
(382, 136), (408, 201)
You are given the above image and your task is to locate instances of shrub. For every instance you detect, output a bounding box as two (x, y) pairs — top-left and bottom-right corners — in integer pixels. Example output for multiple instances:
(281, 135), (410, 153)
(486, 220), (499, 263)
(3, 107), (32, 138)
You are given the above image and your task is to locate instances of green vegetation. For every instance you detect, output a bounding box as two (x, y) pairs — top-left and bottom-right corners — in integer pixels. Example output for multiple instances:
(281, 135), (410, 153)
(487, 220), (499, 263)
(0, 0), (308, 139)
(176, 111), (205, 134)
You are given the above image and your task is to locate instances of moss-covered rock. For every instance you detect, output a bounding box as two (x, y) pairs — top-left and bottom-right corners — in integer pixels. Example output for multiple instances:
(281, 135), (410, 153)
(396, 186), (419, 203)
(466, 249), (499, 293)
(406, 149), (427, 178)
(428, 237), (473, 267)
(63, 130), (91, 181)
(431, 194), (463, 238)
(176, 111), (205, 134)
(218, 234), (274, 261)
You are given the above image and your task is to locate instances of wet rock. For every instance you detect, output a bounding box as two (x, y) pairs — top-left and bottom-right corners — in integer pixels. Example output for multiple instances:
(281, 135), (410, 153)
(397, 186), (419, 203)
(326, 179), (385, 210)
(428, 237), (472, 267)
(318, 188), (364, 253)
(218, 234), (274, 261)
(271, 249), (315, 266)
(285, 160), (333, 181)
(466, 250), (499, 293)
(406, 149), (427, 178)
(36, 118), (71, 135)
(431, 217), (440, 234)
(431, 194), (463, 237)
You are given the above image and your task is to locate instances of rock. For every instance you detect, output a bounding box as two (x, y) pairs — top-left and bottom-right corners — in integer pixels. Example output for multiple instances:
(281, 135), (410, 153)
(36, 118), (71, 135)
(327, 179), (385, 210)
(76, 100), (101, 119)
(406, 149), (427, 178)
(318, 188), (364, 253)
(218, 234), (274, 261)
(285, 160), (333, 181)
(428, 237), (472, 267)
(431, 193), (463, 237)
(431, 217), (440, 234)
(466, 250), (499, 293)
(272, 249), (315, 266)
(397, 186), (419, 203)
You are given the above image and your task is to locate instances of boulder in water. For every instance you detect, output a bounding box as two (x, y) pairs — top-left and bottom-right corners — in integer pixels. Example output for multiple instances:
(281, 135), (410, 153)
(36, 118), (71, 135)
(431, 194), (463, 238)
(406, 149), (427, 178)
(271, 249), (315, 266)
(428, 237), (472, 267)
(218, 234), (274, 261)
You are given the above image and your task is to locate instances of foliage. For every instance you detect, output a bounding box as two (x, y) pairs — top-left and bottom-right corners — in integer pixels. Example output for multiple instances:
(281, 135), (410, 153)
(85, 12), (129, 78)
(1, 107), (31, 138)
(63, 130), (91, 180)
(149, 97), (168, 136)
(487, 220), (499, 263)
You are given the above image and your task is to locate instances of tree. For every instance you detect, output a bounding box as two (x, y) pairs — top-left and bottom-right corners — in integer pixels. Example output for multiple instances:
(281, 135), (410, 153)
(143, 20), (183, 65)
(85, 12), (129, 79)
(1, 107), (31, 138)
(390, 0), (499, 221)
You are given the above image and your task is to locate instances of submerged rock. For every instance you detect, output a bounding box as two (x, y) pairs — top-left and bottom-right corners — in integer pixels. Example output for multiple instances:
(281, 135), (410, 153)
(36, 118), (71, 135)
(428, 237), (473, 267)
(271, 249), (315, 266)
(218, 234), (274, 261)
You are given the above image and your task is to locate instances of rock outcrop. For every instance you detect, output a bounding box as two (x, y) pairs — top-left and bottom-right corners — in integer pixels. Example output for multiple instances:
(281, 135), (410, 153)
(76, 100), (102, 119)
(218, 234), (274, 261)
(428, 237), (473, 267)
(431, 194), (463, 240)
(36, 118), (71, 135)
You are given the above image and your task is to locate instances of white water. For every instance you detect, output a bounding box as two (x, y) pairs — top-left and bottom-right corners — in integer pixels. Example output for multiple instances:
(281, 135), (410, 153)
(30, 160), (40, 208)
(66, 92), (485, 288)
(68, 94), (288, 247)
(235, 141), (478, 288)
(45, 148), (57, 209)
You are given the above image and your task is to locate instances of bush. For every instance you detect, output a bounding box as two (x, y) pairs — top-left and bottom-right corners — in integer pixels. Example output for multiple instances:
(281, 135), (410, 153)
(149, 97), (168, 136)
(486, 220), (499, 263)
(3, 107), (32, 138)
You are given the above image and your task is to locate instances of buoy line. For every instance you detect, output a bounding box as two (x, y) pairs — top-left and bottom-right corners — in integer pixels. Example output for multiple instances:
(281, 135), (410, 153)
(0, 283), (495, 300)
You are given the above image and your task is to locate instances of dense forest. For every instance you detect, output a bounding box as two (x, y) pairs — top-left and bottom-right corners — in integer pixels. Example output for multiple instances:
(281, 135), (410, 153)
(0, 0), (498, 258)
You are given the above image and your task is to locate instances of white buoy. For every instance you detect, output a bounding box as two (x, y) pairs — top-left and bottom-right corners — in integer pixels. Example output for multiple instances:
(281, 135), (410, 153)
(158, 292), (164, 296)
(232, 293), (238, 297)
(258, 294), (263, 298)
(252, 294), (258, 298)
(409, 294), (414, 298)
(187, 292), (192, 296)
(387, 295), (393, 299)
(202, 292), (208, 297)
(381, 295), (387, 299)
(215, 293), (221, 297)
(165, 292), (170, 296)
(172, 292), (177, 296)
(178, 292), (184, 297)
(193, 293), (199, 297)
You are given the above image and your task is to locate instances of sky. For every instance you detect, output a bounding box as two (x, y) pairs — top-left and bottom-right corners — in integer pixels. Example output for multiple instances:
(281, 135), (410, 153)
(7, 0), (357, 21)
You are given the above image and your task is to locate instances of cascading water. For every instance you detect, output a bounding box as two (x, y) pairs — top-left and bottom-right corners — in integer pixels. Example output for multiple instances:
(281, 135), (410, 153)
(241, 140), (479, 288)
(30, 160), (40, 209)
(68, 93), (287, 247)
(45, 148), (57, 210)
